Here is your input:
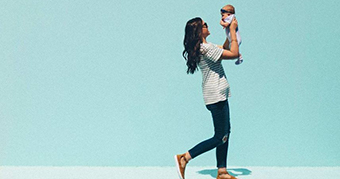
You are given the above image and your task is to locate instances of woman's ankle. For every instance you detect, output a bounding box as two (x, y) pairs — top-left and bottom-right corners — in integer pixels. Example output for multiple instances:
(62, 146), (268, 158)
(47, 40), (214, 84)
(185, 152), (192, 162)
(218, 167), (227, 173)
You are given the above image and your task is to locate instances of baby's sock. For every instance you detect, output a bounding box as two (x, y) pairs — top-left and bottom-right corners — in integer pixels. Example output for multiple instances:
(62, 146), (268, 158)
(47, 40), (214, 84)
(235, 54), (243, 65)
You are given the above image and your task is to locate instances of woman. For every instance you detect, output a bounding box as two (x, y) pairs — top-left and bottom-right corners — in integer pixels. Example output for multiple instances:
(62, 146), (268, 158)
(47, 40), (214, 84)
(174, 17), (239, 179)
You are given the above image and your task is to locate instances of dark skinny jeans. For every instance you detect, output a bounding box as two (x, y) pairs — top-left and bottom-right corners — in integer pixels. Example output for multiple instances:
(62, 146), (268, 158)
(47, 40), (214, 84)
(188, 100), (231, 168)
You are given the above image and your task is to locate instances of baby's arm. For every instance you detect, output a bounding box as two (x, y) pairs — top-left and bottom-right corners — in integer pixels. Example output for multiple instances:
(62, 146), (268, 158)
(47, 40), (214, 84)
(220, 19), (230, 28)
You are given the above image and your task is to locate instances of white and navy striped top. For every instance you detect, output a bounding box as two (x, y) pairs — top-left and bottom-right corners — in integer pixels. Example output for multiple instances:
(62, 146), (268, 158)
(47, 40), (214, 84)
(199, 42), (231, 105)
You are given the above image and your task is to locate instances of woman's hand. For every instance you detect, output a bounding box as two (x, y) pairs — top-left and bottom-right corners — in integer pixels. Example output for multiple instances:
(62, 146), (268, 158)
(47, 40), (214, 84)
(229, 18), (238, 31)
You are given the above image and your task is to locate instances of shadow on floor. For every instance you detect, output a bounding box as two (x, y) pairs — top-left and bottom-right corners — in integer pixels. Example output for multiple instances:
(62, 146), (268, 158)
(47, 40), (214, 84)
(197, 168), (252, 178)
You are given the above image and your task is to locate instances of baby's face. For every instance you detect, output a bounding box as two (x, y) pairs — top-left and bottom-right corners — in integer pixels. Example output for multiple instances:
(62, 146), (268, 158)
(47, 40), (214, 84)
(221, 12), (231, 19)
(221, 5), (234, 19)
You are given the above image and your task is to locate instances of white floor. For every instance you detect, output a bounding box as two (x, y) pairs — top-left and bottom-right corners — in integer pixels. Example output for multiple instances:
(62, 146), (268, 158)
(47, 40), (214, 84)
(1, 166), (340, 179)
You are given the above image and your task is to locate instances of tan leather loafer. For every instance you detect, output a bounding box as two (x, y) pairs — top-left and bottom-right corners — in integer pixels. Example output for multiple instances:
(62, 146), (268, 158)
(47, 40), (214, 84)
(174, 154), (188, 179)
(217, 171), (237, 179)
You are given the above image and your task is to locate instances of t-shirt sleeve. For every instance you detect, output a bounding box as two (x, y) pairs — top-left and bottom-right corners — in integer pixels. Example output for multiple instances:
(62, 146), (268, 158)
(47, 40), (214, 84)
(201, 43), (223, 62)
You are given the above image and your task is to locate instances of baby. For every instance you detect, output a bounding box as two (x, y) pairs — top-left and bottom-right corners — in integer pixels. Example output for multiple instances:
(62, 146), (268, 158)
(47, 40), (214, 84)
(220, 5), (243, 65)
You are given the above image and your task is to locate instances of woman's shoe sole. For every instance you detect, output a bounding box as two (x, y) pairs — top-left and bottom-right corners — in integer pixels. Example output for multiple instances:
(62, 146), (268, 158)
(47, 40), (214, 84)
(174, 155), (184, 179)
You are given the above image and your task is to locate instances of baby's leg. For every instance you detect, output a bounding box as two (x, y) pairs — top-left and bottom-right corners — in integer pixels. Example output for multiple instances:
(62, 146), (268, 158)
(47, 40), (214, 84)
(236, 30), (242, 45)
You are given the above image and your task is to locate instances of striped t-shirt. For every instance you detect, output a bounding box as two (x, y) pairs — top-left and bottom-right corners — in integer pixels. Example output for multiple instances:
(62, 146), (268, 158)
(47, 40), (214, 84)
(198, 42), (231, 105)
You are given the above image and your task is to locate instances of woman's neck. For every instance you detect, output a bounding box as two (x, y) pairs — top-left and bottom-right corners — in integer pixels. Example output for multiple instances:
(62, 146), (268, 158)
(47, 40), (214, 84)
(202, 38), (207, 43)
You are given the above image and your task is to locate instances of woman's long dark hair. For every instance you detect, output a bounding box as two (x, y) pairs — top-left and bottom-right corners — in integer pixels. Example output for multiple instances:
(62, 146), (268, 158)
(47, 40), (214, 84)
(183, 17), (203, 74)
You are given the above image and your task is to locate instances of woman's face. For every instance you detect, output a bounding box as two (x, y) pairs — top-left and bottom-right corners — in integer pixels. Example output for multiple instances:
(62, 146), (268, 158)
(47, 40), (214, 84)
(201, 20), (210, 38)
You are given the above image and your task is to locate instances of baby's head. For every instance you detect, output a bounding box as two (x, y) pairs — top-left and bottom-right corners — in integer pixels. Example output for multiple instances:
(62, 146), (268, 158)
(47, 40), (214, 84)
(221, 5), (235, 19)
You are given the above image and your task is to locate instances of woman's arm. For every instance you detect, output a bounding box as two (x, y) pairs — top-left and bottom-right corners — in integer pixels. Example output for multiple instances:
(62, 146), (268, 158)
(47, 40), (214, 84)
(223, 38), (230, 50)
(220, 19), (239, 60)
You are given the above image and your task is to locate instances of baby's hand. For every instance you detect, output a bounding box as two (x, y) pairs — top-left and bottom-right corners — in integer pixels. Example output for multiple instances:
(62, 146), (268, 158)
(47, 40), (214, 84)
(220, 19), (230, 29)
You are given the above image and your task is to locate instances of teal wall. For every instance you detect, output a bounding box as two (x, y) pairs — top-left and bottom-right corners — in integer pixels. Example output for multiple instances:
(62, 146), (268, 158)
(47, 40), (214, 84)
(1, 0), (339, 166)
